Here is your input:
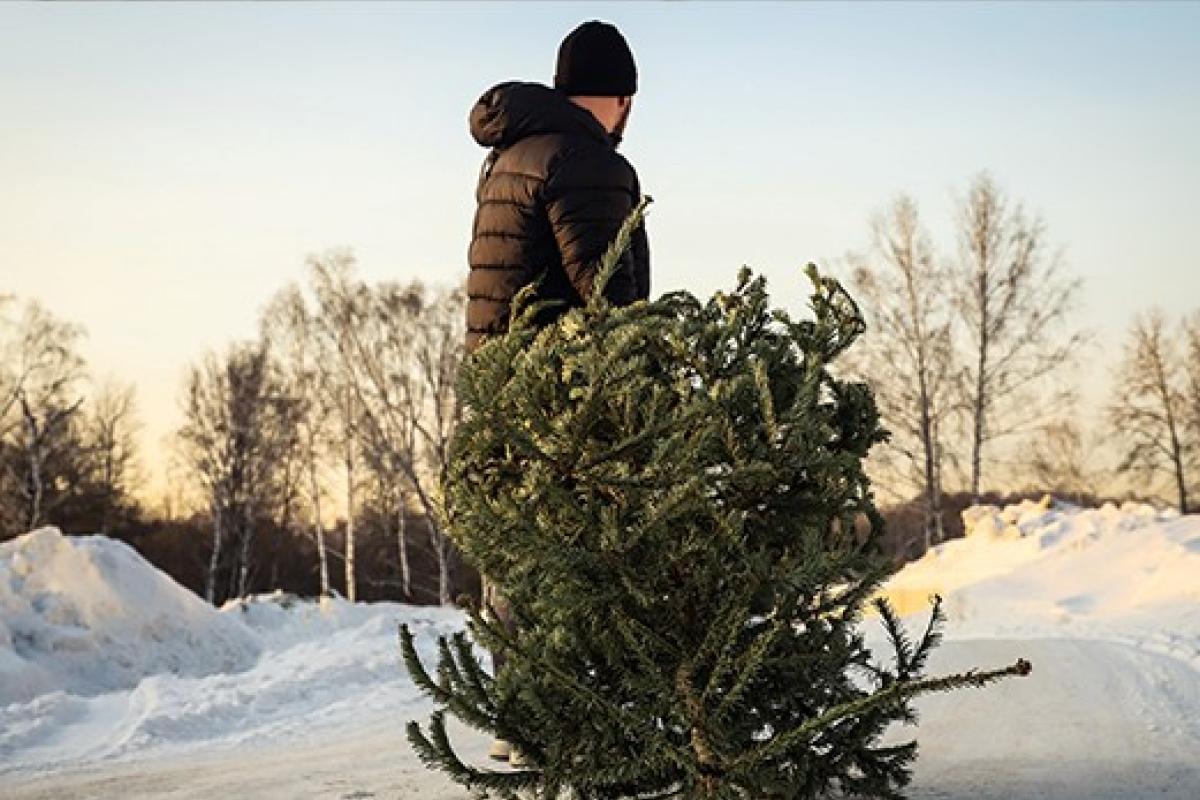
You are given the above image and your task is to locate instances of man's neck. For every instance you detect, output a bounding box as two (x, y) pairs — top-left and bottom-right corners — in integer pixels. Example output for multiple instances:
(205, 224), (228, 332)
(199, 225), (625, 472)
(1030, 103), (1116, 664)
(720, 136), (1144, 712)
(567, 96), (615, 135)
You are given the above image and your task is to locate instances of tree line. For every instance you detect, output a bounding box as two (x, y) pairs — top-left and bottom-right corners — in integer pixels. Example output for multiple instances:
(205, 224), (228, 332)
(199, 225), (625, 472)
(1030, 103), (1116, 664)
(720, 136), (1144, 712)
(0, 253), (472, 608)
(840, 171), (1199, 559)
(3, 169), (1196, 603)
(174, 249), (466, 607)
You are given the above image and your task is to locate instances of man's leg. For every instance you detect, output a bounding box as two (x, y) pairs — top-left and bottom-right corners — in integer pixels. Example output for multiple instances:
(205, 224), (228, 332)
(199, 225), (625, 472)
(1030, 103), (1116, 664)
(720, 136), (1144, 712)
(482, 576), (521, 762)
(482, 575), (517, 674)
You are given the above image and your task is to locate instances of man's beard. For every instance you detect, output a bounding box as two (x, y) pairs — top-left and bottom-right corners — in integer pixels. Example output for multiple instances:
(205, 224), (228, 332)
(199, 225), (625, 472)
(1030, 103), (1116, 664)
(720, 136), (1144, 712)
(609, 101), (632, 148)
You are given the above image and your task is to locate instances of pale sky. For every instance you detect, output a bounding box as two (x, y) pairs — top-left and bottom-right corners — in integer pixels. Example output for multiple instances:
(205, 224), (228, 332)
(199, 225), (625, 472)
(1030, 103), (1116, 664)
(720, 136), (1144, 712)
(2, 1), (1198, 505)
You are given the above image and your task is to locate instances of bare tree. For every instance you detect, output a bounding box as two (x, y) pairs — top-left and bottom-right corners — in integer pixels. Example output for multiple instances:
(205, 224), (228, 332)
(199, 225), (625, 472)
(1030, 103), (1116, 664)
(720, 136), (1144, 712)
(843, 195), (955, 552)
(82, 378), (142, 535)
(260, 284), (335, 597)
(1179, 310), (1200, 506)
(951, 172), (1088, 502)
(339, 383), (359, 602)
(1, 300), (88, 532)
(158, 447), (192, 523)
(16, 394), (85, 531)
(306, 250), (465, 605)
(1107, 309), (1191, 513)
(178, 347), (235, 604)
(261, 374), (304, 591)
(349, 283), (420, 600)
(1027, 416), (1095, 503)
(178, 341), (291, 604)
(408, 284), (467, 604)
(307, 250), (369, 603)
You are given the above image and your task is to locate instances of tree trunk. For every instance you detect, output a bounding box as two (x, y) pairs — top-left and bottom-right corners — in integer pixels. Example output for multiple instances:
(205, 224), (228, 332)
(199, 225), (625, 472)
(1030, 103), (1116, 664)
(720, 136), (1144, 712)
(226, 522), (240, 606)
(311, 462), (331, 597)
(898, 242), (945, 555)
(206, 492), (223, 605)
(1166, 406), (1188, 514)
(429, 523), (452, 607)
(971, 273), (989, 505)
(930, 414), (945, 544)
(26, 418), (43, 530)
(397, 486), (411, 600)
(306, 434), (330, 597)
(920, 403), (937, 553)
(344, 433), (356, 603)
(238, 496), (254, 599)
(1171, 450), (1188, 514)
(1153, 347), (1189, 514)
(101, 449), (114, 536)
(437, 538), (452, 606)
(28, 448), (42, 530)
(412, 486), (454, 606)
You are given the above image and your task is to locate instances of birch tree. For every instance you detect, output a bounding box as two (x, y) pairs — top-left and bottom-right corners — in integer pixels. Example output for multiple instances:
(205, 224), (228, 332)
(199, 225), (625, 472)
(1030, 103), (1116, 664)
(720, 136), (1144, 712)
(306, 249), (465, 605)
(408, 284), (466, 603)
(1107, 309), (1191, 513)
(2, 301), (88, 532)
(310, 254), (424, 602)
(307, 251), (369, 603)
(951, 172), (1088, 501)
(354, 283), (466, 605)
(350, 281), (422, 600)
(178, 341), (289, 604)
(178, 351), (230, 604)
(260, 284), (335, 597)
(843, 195), (955, 552)
(339, 383), (359, 602)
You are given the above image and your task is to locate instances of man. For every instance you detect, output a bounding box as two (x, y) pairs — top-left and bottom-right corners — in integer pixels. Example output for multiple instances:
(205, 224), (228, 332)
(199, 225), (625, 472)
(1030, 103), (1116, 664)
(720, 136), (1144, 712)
(465, 19), (650, 353)
(463, 20), (651, 766)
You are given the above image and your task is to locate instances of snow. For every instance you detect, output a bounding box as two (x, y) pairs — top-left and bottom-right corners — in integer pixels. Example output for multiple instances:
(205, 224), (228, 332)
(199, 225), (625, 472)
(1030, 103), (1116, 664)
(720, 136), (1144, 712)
(878, 495), (1199, 648)
(868, 495), (1200, 798)
(0, 527), (471, 795)
(0, 528), (260, 706)
(2, 499), (1200, 799)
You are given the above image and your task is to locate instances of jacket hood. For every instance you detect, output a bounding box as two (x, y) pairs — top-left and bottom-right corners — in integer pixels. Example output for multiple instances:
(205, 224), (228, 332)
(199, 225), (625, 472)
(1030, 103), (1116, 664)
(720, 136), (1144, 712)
(469, 81), (612, 149)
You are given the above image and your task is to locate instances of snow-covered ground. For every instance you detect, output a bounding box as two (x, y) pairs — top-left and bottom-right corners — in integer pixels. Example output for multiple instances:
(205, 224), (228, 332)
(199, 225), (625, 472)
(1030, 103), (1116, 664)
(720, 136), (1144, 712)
(871, 497), (1200, 799)
(2, 497), (1199, 799)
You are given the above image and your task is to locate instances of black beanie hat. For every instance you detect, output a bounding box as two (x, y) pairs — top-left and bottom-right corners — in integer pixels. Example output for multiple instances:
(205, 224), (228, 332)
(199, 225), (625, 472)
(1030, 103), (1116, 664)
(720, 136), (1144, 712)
(554, 20), (637, 97)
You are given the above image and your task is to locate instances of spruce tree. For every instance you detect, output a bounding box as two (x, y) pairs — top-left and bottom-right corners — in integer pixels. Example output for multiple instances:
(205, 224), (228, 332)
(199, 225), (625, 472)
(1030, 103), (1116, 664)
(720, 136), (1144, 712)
(400, 199), (1030, 799)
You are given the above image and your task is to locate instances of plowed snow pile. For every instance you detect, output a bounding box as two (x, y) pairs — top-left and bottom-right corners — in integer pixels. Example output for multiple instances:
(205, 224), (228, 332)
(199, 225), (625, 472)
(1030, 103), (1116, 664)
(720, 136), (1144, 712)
(879, 496), (1200, 648)
(0, 526), (468, 778)
(0, 527), (260, 705)
(2, 500), (1199, 799)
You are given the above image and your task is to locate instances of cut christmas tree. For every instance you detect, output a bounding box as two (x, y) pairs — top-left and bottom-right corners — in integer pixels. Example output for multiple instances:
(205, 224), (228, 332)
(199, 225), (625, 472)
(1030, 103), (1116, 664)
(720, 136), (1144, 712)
(400, 198), (1030, 800)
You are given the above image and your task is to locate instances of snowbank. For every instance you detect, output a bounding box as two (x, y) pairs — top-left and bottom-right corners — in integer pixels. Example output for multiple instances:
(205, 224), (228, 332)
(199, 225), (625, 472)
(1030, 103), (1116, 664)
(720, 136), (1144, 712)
(879, 496), (1197, 638)
(0, 525), (469, 773)
(0, 527), (260, 706)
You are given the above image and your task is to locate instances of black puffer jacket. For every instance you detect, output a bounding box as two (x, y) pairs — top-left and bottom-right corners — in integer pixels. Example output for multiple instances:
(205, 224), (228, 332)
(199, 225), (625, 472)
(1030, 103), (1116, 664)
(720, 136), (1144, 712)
(465, 81), (650, 353)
